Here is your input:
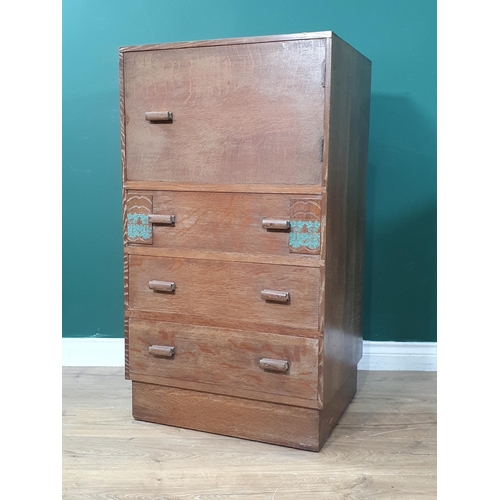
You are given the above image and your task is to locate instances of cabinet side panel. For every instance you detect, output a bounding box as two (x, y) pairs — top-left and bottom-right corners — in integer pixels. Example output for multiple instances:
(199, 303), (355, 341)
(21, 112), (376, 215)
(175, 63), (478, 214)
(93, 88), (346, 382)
(318, 370), (357, 448)
(347, 49), (371, 365)
(323, 36), (371, 405)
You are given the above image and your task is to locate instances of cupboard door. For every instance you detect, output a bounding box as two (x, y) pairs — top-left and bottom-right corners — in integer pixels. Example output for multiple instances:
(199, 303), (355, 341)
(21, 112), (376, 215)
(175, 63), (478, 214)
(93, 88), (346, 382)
(123, 39), (326, 184)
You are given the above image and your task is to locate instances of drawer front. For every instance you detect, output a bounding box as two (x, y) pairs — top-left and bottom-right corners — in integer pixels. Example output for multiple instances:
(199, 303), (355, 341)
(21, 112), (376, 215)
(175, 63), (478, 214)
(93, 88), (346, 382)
(123, 39), (325, 184)
(128, 318), (319, 403)
(125, 191), (322, 256)
(128, 256), (321, 331)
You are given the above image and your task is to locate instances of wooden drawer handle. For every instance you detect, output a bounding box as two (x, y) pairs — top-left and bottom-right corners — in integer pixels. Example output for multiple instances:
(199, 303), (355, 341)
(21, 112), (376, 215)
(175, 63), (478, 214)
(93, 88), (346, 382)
(149, 280), (176, 292)
(149, 345), (175, 357)
(259, 358), (289, 372)
(148, 214), (176, 225)
(262, 219), (290, 230)
(145, 111), (173, 122)
(261, 289), (290, 302)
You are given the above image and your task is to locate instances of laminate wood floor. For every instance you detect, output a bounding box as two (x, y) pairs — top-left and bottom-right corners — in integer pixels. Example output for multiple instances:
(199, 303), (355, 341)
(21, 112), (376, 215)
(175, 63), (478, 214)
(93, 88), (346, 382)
(62, 368), (436, 499)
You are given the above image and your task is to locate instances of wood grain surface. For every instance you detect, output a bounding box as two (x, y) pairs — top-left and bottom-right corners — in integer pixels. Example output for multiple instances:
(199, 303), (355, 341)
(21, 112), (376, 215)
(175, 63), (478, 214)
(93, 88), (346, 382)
(132, 382), (321, 450)
(120, 49), (129, 378)
(123, 39), (326, 184)
(126, 246), (323, 268)
(128, 318), (319, 405)
(126, 191), (323, 257)
(120, 31), (333, 53)
(126, 309), (321, 340)
(123, 181), (325, 194)
(120, 31), (372, 451)
(128, 255), (321, 332)
(62, 368), (437, 499)
(321, 34), (372, 408)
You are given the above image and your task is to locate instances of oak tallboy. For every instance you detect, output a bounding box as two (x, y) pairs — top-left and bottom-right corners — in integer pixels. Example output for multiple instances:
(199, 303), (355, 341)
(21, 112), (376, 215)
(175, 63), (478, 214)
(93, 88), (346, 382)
(120, 31), (371, 451)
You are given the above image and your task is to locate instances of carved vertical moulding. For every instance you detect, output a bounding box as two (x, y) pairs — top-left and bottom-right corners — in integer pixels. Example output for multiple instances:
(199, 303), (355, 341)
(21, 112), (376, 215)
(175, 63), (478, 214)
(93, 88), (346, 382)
(289, 198), (322, 255)
(126, 194), (153, 244)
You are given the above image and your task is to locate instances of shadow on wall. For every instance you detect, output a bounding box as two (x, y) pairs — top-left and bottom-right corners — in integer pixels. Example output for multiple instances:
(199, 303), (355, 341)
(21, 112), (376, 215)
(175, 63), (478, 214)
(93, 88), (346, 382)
(363, 93), (437, 342)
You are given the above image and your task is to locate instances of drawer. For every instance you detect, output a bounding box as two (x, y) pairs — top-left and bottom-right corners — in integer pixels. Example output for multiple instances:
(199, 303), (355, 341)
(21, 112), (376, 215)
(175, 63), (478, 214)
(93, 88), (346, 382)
(128, 256), (321, 332)
(128, 318), (319, 405)
(125, 191), (322, 256)
(122, 39), (325, 184)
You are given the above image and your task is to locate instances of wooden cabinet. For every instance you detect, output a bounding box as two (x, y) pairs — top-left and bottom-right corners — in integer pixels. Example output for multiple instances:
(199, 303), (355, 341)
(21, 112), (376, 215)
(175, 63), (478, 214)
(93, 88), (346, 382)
(120, 31), (371, 451)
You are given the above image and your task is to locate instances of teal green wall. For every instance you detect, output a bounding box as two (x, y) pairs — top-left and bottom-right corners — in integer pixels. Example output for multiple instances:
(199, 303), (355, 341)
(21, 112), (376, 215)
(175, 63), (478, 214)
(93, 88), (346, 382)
(63, 0), (436, 341)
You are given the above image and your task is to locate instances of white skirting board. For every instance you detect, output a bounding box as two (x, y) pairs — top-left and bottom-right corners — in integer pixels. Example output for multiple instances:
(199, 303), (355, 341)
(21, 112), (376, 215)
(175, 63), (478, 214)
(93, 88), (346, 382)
(62, 338), (436, 371)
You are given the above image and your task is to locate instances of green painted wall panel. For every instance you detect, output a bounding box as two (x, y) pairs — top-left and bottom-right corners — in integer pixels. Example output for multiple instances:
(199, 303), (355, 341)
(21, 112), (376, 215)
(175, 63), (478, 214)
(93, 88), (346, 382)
(63, 0), (436, 341)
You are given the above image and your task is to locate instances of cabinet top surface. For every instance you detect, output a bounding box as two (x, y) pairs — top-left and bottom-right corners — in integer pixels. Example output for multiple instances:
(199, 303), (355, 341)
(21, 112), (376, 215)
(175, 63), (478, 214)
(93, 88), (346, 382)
(119, 31), (334, 53)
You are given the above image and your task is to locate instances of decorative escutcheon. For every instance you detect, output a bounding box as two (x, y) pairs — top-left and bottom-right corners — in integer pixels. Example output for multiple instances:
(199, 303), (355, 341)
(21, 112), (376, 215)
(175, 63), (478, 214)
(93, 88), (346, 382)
(126, 194), (153, 244)
(289, 198), (321, 254)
